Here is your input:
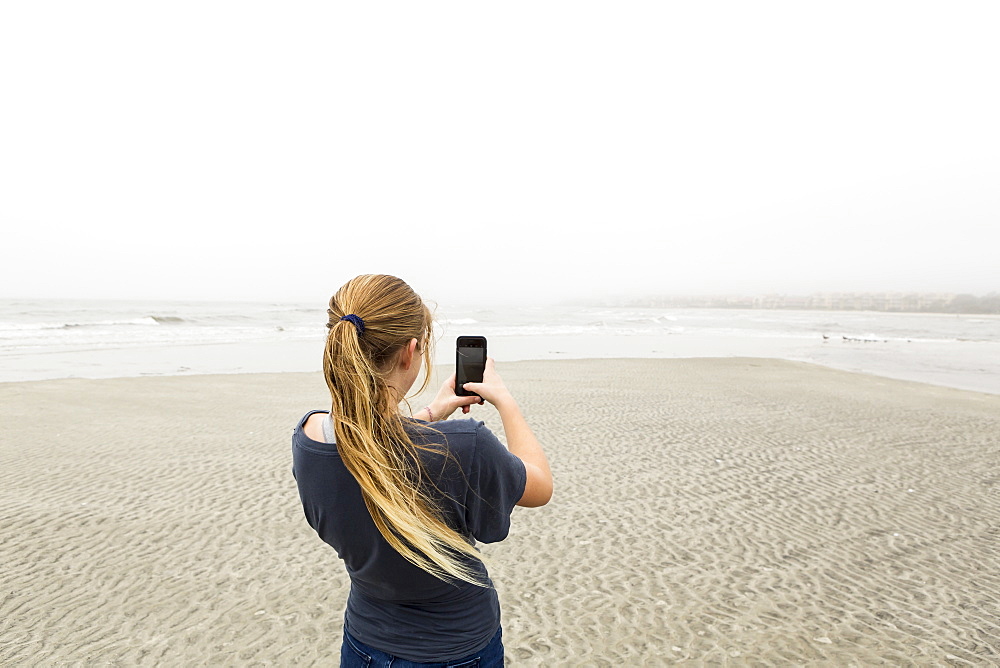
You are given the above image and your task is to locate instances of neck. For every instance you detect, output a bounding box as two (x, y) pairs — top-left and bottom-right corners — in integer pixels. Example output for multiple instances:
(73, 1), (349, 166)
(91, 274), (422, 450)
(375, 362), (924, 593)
(384, 368), (410, 407)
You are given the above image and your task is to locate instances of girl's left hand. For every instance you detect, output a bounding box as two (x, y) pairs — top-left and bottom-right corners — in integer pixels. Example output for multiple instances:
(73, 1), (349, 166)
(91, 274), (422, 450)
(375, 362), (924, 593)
(424, 373), (483, 420)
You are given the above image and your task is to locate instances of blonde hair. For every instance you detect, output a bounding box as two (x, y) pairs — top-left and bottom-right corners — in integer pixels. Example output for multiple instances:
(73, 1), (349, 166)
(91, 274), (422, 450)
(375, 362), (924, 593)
(324, 274), (487, 586)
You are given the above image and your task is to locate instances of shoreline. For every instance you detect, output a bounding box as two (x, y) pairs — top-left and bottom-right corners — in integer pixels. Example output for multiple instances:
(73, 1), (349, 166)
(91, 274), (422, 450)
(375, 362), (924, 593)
(3, 305), (997, 394)
(3, 341), (999, 397)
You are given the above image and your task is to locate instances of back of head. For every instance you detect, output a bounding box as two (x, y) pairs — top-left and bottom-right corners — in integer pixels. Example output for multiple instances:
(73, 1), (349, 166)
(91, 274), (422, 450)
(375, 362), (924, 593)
(324, 274), (432, 404)
(323, 274), (487, 587)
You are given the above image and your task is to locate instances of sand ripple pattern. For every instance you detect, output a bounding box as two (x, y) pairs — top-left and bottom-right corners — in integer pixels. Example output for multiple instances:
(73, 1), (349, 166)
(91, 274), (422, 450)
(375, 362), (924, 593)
(2, 359), (999, 665)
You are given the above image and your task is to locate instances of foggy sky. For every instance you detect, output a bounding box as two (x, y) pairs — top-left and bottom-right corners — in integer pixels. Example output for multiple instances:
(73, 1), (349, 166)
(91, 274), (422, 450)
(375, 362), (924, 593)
(2, 2), (997, 306)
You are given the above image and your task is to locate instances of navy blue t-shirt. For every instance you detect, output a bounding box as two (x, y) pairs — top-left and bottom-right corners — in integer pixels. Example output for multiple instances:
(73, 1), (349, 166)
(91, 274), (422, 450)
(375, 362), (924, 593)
(291, 411), (527, 662)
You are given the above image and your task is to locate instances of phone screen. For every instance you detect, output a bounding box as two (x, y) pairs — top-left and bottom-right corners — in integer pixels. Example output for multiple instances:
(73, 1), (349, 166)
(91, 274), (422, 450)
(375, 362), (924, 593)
(456, 337), (487, 396)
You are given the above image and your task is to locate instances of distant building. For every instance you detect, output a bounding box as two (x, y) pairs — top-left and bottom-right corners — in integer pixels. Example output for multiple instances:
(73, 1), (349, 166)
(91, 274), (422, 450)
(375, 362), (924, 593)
(621, 291), (998, 313)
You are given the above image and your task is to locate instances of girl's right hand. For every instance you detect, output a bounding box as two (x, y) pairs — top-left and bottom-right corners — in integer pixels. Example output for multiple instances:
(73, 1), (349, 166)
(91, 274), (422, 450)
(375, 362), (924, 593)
(462, 357), (515, 409)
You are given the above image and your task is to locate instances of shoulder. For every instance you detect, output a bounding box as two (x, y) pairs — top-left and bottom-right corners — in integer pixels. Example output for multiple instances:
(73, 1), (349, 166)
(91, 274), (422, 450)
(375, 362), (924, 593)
(292, 410), (336, 454)
(439, 420), (516, 473)
(409, 418), (496, 449)
(295, 410), (326, 430)
(434, 418), (486, 436)
(407, 419), (506, 471)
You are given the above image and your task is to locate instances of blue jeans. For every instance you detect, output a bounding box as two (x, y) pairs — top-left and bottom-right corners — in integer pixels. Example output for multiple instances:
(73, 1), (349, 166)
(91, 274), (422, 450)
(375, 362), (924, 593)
(340, 626), (504, 668)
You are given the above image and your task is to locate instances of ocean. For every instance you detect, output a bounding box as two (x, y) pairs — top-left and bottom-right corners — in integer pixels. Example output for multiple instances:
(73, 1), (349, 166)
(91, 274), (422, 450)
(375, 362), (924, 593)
(1, 299), (998, 395)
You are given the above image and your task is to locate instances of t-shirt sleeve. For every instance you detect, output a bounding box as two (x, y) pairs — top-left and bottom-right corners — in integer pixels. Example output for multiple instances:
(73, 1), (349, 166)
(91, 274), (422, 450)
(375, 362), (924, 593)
(465, 422), (527, 544)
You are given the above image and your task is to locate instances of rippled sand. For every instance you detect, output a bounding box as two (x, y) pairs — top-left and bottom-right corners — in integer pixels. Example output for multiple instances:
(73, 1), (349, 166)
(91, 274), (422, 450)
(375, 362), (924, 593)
(2, 359), (998, 665)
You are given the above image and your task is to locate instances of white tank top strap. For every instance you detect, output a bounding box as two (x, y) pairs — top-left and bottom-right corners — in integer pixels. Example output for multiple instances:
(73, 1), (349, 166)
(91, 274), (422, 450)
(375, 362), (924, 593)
(322, 413), (337, 444)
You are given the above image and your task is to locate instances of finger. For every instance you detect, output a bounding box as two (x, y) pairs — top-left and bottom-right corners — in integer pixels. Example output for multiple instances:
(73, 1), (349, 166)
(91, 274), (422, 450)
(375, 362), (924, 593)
(462, 405), (470, 414)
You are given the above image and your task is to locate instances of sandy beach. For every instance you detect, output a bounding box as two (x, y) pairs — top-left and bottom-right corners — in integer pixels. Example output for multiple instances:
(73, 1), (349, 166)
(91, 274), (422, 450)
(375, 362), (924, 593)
(2, 358), (998, 666)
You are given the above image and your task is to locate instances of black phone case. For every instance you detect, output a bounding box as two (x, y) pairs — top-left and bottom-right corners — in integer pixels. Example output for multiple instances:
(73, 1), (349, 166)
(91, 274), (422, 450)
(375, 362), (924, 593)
(456, 336), (487, 397)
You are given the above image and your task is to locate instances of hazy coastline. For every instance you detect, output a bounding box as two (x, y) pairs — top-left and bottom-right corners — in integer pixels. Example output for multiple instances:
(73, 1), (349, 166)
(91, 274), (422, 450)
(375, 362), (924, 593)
(615, 291), (1000, 314)
(2, 299), (998, 395)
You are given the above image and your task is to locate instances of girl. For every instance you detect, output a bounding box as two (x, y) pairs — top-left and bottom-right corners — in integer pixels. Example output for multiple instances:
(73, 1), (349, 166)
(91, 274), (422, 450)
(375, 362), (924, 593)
(292, 275), (553, 667)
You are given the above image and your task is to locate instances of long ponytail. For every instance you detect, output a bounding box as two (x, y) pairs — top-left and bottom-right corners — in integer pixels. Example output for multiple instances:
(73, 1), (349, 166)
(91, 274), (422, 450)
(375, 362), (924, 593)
(323, 275), (488, 587)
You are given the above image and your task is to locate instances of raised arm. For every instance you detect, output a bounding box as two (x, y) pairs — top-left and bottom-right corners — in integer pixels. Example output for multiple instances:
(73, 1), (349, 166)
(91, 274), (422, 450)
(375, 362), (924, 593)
(463, 358), (553, 507)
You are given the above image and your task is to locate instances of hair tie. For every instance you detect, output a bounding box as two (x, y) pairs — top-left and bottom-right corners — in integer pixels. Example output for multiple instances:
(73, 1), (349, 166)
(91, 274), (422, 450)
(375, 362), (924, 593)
(340, 313), (366, 336)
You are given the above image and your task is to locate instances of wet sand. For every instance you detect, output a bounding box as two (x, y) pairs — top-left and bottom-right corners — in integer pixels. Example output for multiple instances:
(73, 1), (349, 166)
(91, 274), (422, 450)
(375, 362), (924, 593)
(2, 358), (998, 665)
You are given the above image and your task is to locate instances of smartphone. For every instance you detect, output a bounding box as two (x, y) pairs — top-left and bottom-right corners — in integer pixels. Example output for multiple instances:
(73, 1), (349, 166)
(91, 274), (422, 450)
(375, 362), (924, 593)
(456, 336), (487, 397)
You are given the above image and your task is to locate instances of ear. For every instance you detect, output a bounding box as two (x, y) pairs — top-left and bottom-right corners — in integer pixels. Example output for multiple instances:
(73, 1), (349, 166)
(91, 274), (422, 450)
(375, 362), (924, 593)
(400, 338), (419, 371)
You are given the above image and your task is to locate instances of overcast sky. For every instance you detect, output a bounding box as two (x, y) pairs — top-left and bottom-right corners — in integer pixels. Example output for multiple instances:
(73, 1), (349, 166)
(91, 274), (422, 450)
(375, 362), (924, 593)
(1, 2), (997, 306)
